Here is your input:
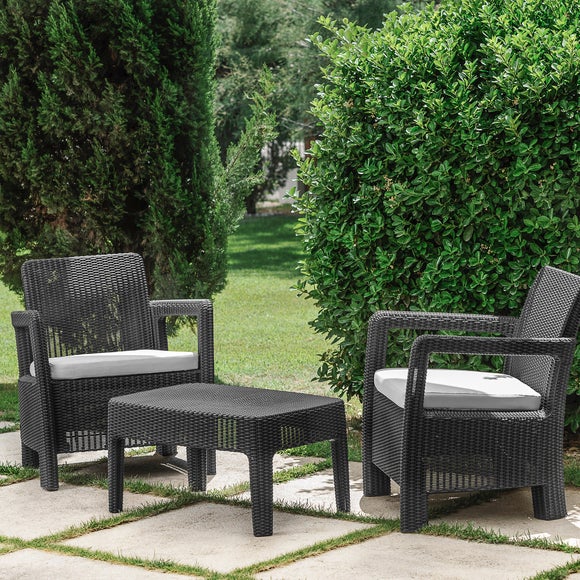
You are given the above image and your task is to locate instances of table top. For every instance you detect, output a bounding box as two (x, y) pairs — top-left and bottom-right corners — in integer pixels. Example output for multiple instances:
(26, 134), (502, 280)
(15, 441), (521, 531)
(109, 382), (344, 419)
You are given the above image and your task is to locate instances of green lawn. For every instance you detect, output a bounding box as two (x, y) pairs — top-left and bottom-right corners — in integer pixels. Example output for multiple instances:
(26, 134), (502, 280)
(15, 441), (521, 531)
(171, 214), (333, 396)
(0, 215), (361, 424)
(0, 278), (20, 422)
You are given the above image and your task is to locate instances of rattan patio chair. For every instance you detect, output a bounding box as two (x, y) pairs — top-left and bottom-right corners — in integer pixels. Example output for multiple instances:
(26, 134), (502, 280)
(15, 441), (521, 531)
(362, 265), (580, 532)
(12, 253), (215, 490)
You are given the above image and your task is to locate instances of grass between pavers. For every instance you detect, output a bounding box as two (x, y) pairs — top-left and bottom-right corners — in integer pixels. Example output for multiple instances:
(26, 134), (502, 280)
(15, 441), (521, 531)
(533, 561), (580, 580)
(564, 455), (580, 487)
(231, 524), (396, 579)
(0, 464), (38, 485)
(1, 459), (580, 579)
(7, 460), (392, 579)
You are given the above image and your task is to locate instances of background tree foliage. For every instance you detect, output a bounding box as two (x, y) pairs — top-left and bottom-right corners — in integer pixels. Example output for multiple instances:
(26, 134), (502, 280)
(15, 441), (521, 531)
(215, 0), (412, 212)
(0, 0), (273, 299)
(216, 0), (297, 213)
(293, 0), (580, 425)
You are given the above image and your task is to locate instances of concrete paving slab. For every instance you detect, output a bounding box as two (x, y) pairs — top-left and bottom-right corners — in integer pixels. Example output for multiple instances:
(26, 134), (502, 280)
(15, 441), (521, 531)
(439, 486), (580, 547)
(0, 430), (24, 465)
(58, 449), (110, 465)
(0, 480), (167, 541)
(0, 549), (197, 579)
(0, 429), (322, 491)
(254, 531), (579, 580)
(3, 424), (579, 578)
(0, 430), (110, 467)
(0, 550), (191, 580)
(63, 502), (371, 573)
(275, 460), (363, 512)
(72, 448), (323, 490)
(260, 462), (580, 553)
(256, 461), (473, 520)
(238, 460), (370, 514)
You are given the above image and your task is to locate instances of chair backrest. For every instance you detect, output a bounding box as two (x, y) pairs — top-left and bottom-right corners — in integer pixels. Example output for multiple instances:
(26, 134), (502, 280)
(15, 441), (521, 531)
(21, 253), (155, 357)
(505, 265), (580, 396)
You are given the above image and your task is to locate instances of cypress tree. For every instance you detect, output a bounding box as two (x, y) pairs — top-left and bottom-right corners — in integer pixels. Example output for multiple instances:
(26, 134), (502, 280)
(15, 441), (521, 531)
(0, 0), (230, 299)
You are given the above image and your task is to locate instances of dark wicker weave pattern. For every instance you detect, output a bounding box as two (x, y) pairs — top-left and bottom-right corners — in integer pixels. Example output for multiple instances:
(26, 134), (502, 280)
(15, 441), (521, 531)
(108, 382), (350, 536)
(12, 253), (215, 491)
(362, 266), (580, 532)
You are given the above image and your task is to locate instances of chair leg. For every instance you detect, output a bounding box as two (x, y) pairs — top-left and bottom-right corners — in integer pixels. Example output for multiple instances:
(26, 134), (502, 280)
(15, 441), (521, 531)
(156, 444), (177, 457)
(38, 449), (59, 491)
(186, 448), (207, 491)
(21, 443), (39, 468)
(156, 446), (215, 476)
(400, 486), (429, 533)
(363, 460), (391, 497)
(108, 437), (125, 513)
(331, 437), (350, 512)
(400, 449), (428, 532)
(207, 448), (217, 475)
(248, 452), (274, 537)
(532, 481), (567, 520)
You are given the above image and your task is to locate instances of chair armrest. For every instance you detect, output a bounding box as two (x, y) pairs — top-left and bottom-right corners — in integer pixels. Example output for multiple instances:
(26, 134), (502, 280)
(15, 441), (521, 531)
(149, 299), (214, 383)
(11, 310), (51, 380)
(149, 299), (213, 320)
(368, 310), (518, 335)
(410, 334), (575, 361)
(363, 311), (518, 440)
(364, 311), (518, 384)
(405, 334), (576, 408)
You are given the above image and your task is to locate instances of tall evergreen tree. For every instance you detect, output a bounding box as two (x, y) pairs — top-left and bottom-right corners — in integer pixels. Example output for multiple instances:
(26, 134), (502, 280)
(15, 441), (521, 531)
(0, 0), (239, 299)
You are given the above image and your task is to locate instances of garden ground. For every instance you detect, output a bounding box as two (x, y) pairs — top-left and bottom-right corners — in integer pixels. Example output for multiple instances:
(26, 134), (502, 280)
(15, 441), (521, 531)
(2, 214), (580, 577)
(1, 429), (580, 579)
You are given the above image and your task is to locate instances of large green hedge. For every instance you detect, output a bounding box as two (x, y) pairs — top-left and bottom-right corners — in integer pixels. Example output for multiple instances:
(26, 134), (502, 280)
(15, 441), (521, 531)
(293, 0), (580, 424)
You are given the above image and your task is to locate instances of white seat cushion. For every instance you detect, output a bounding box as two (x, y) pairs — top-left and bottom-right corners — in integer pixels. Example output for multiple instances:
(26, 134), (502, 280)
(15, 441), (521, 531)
(30, 349), (199, 380)
(374, 368), (541, 411)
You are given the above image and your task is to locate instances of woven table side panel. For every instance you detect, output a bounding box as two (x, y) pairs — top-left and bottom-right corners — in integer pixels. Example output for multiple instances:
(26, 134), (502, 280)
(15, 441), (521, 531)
(109, 390), (346, 455)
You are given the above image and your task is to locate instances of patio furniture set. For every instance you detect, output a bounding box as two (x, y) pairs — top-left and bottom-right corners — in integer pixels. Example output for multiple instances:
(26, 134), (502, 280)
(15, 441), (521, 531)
(11, 253), (580, 535)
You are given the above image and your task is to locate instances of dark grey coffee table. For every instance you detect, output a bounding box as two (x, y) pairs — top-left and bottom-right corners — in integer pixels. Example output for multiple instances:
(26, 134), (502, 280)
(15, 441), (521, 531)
(108, 382), (350, 536)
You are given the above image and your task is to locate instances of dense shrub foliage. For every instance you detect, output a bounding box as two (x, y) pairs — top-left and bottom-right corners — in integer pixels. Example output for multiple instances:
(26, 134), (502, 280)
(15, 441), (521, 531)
(293, 0), (580, 423)
(0, 0), (257, 300)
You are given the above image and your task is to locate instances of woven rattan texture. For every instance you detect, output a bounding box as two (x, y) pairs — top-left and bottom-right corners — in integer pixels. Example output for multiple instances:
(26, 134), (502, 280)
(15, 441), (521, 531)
(362, 266), (580, 532)
(12, 253), (214, 490)
(108, 383), (350, 536)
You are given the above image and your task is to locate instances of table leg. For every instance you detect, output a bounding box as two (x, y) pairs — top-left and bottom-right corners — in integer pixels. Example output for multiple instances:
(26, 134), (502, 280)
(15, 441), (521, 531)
(186, 447), (207, 491)
(331, 436), (351, 513)
(108, 436), (125, 513)
(248, 452), (274, 537)
(156, 444), (178, 457)
(207, 449), (217, 475)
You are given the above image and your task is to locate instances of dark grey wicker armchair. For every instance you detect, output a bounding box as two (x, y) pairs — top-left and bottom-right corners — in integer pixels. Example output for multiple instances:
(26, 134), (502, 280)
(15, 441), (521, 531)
(362, 266), (580, 532)
(12, 253), (215, 490)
